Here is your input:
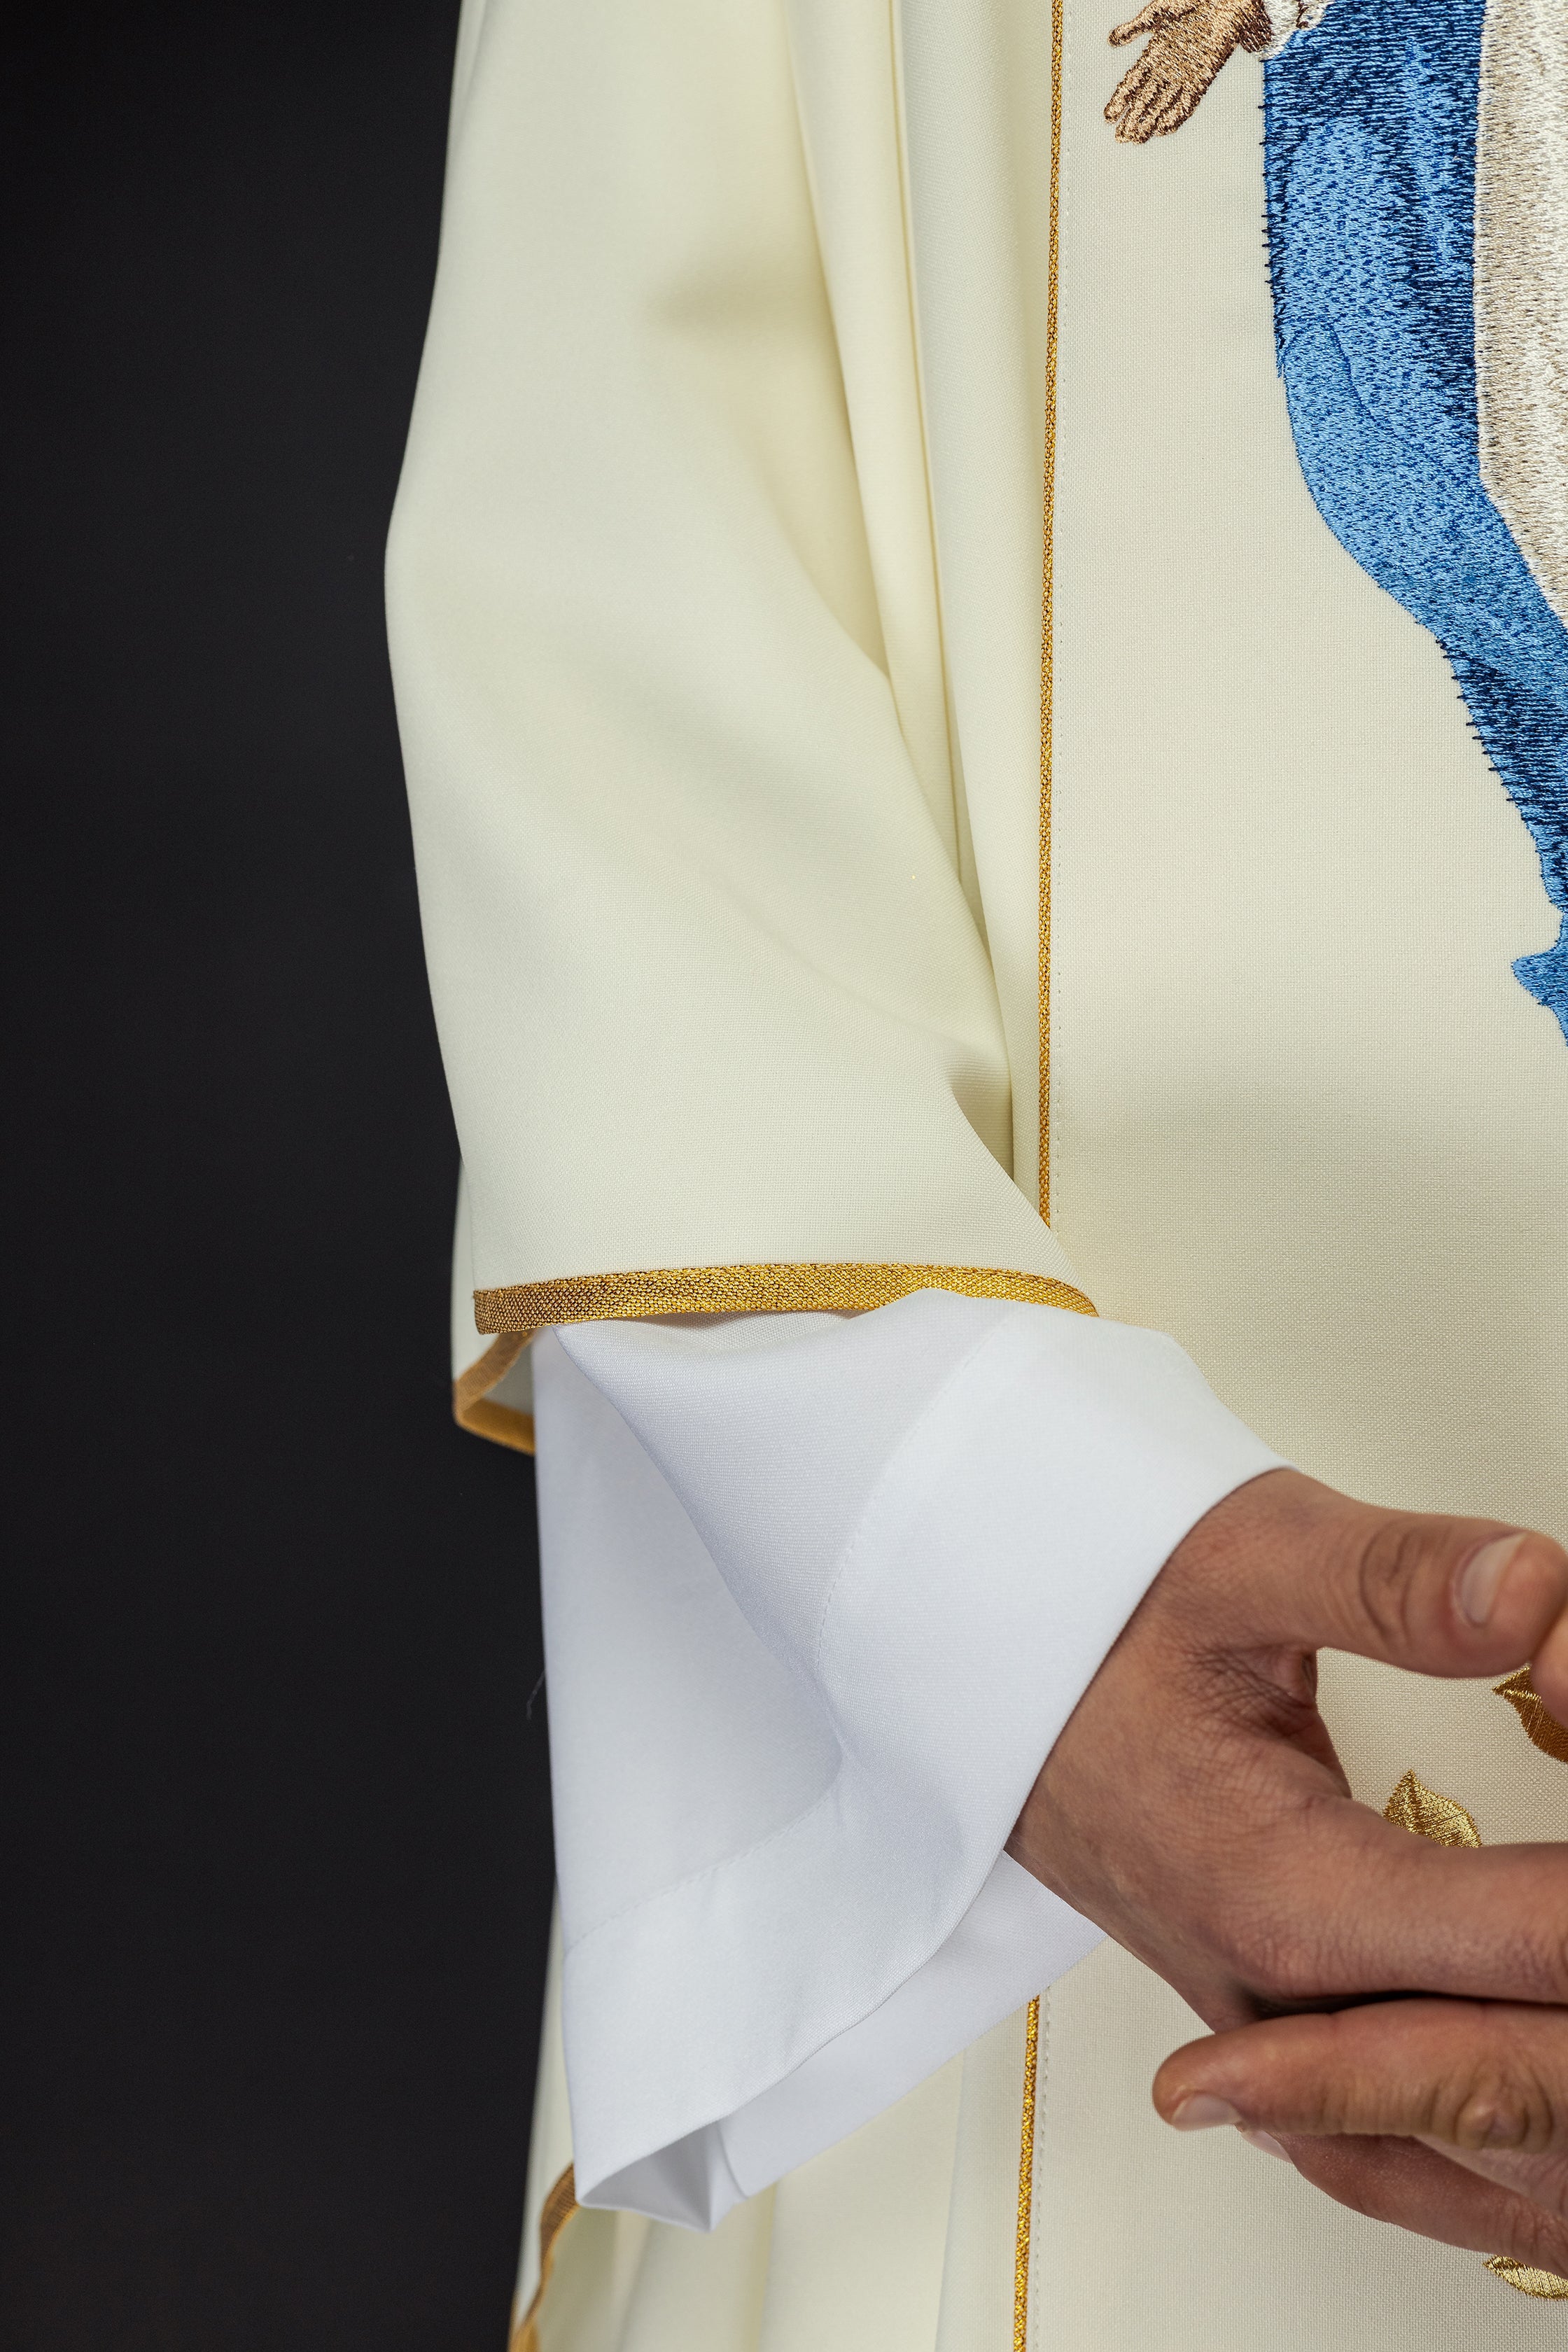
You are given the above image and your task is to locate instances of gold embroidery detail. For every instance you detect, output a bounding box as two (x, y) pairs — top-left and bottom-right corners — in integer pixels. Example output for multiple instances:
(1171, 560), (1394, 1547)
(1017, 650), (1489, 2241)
(1494, 1666), (1568, 1765)
(1037, 0), (1064, 1224)
(1016, 10), (1063, 2322)
(1379, 1777), (1567, 2295)
(455, 1396), (536, 1452)
(453, 1333), (536, 1454)
(1014, 1995), (1041, 2352)
(1382, 1769), (1482, 1849)
(474, 1261), (1096, 1338)
(509, 2164), (578, 2352)
(1485, 2256), (1568, 2300)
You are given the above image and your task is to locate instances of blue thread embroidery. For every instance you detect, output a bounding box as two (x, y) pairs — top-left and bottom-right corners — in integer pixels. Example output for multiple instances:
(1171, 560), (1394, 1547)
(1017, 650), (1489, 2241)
(1265, 0), (1568, 1033)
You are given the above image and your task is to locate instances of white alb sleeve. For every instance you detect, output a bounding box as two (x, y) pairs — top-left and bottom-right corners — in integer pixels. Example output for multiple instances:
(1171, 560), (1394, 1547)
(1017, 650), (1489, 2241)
(532, 1290), (1284, 2229)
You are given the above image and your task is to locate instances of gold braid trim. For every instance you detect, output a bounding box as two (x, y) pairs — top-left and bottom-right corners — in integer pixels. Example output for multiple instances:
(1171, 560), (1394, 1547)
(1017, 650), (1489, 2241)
(453, 1334), (535, 1455)
(474, 1261), (1096, 1337)
(1037, 0), (1064, 1226)
(508, 2164), (579, 2352)
(1016, 4), (1063, 2324)
(1014, 1996), (1042, 2352)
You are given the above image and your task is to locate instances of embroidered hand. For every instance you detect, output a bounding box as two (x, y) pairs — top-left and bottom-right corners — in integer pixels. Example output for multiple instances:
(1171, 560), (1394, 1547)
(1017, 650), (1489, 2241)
(1008, 1466), (1568, 2274)
(1105, 0), (1272, 143)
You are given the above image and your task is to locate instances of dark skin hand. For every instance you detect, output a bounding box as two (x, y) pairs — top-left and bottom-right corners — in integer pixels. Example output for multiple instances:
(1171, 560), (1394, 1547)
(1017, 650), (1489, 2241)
(1008, 1466), (1568, 2274)
(1155, 2000), (1568, 2275)
(1105, 0), (1273, 143)
(1094, 0), (1568, 2265)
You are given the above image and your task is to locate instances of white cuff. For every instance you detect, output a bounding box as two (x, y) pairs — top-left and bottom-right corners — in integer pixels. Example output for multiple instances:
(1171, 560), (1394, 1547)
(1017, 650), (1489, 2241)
(534, 1293), (1284, 2227)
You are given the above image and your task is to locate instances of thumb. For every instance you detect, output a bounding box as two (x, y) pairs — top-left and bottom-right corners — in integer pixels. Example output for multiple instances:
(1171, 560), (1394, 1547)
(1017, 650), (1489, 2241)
(1110, 3), (1192, 44)
(1204, 1470), (1568, 1693)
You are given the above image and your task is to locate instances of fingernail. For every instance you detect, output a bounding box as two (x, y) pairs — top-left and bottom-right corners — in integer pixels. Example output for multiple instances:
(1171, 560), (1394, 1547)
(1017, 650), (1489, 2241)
(1458, 1533), (1526, 1626)
(1239, 2127), (1292, 2162)
(1170, 2094), (1242, 2131)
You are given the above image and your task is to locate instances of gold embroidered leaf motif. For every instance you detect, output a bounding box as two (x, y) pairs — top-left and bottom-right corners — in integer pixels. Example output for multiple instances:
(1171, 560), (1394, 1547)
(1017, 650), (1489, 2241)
(1485, 2258), (1568, 2300)
(1494, 1667), (1568, 1765)
(1382, 1772), (1568, 2299)
(1382, 1769), (1482, 1849)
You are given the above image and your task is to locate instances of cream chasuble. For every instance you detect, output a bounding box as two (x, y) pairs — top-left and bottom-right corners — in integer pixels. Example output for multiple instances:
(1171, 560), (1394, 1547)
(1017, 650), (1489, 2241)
(388, 0), (1568, 2342)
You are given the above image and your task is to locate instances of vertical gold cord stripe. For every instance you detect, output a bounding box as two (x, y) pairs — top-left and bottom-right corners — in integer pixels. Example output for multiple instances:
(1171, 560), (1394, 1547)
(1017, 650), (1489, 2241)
(1037, 0), (1064, 1225)
(1018, 4), (1064, 2335)
(1014, 1995), (1042, 2352)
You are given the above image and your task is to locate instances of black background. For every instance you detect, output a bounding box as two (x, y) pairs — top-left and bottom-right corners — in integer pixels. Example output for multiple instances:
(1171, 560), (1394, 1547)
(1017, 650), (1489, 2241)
(2, 6), (554, 2345)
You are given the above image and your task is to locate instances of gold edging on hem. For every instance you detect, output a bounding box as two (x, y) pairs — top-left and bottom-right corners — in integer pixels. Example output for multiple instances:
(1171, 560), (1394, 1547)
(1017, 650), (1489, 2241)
(1014, 1996), (1041, 2352)
(1037, 0), (1063, 1224)
(453, 1333), (536, 1455)
(474, 1262), (1096, 1336)
(509, 2164), (579, 2352)
(455, 1395), (536, 1454)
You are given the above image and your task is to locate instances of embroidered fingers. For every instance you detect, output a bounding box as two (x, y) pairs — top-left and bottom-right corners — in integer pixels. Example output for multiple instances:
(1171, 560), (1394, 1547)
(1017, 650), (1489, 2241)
(1105, 0), (1272, 143)
(1108, 0), (1200, 44)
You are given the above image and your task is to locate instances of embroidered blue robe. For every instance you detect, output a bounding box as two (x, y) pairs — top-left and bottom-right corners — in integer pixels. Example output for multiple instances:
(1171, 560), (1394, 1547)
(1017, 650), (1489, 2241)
(1266, 0), (1568, 1030)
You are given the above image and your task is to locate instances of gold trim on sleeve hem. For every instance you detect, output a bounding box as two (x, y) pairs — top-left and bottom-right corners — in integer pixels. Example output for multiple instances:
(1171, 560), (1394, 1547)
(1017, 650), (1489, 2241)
(454, 1392), (536, 1452)
(509, 2164), (579, 2352)
(472, 1261), (1096, 1336)
(453, 1333), (536, 1454)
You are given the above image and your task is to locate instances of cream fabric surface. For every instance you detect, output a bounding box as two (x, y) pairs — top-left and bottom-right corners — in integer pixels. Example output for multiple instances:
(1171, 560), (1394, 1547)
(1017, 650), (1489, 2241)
(388, 0), (1073, 1294)
(1031, 5), (1568, 2342)
(392, 0), (1568, 2340)
(533, 1296), (1278, 2223)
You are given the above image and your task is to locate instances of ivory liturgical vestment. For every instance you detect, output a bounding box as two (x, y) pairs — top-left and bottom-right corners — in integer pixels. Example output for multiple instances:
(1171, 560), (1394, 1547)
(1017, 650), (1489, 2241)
(387, 0), (1568, 2340)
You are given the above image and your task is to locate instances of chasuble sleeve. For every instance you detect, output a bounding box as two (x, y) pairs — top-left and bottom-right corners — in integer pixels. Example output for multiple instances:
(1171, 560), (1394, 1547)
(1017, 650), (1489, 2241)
(385, 0), (1083, 1336)
(388, 0), (1289, 2235)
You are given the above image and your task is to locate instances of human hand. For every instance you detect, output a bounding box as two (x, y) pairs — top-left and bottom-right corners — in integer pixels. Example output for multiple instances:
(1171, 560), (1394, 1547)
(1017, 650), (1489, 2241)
(1007, 1466), (1568, 2267)
(1105, 0), (1272, 143)
(1153, 1998), (1568, 2283)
